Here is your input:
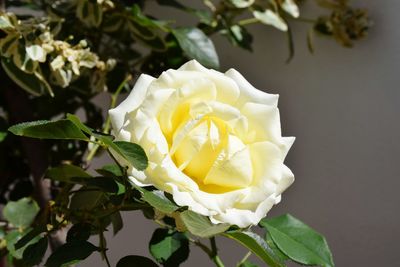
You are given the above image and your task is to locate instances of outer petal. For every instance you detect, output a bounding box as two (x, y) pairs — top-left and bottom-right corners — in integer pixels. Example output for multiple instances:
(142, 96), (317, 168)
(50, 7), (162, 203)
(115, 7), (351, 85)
(225, 68), (279, 107)
(109, 74), (155, 132)
(157, 60), (240, 105)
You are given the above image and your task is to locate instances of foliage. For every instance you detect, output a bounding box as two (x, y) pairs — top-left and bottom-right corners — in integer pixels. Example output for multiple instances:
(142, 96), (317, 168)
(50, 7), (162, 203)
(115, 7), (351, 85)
(0, 0), (371, 266)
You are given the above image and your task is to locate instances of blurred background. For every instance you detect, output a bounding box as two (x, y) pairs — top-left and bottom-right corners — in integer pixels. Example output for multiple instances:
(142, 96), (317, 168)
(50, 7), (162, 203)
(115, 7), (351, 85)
(83, 1), (400, 266)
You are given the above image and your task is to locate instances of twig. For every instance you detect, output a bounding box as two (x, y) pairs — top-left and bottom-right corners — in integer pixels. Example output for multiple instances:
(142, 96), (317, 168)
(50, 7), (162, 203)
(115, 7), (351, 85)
(210, 237), (225, 267)
(99, 231), (111, 267)
(85, 75), (131, 163)
(238, 18), (259, 26)
(237, 251), (252, 267)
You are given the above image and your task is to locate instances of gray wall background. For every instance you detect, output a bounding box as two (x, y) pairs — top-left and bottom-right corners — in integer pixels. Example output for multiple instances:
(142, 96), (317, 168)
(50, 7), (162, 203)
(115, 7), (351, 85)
(83, 1), (400, 266)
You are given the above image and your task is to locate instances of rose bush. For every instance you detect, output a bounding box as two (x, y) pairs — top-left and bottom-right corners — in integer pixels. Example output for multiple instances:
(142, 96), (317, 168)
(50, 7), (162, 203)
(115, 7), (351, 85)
(109, 60), (295, 227)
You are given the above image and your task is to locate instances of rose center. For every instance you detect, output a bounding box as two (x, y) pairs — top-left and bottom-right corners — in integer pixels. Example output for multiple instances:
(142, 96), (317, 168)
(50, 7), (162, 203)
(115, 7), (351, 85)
(169, 115), (253, 193)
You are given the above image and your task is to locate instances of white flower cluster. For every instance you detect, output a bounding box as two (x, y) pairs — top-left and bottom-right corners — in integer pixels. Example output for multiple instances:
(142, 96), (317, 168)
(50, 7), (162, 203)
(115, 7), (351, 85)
(0, 12), (114, 90)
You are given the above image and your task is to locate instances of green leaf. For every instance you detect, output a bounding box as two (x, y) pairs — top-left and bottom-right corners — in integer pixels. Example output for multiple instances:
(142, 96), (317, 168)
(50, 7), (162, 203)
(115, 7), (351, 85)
(46, 164), (91, 183)
(131, 4), (168, 30)
(15, 224), (47, 250)
(223, 231), (284, 267)
(239, 261), (258, 267)
(260, 214), (334, 267)
(117, 255), (159, 267)
(69, 177), (119, 193)
(111, 211), (123, 236)
(8, 120), (88, 140)
(45, 240), (99, 267)
(142, 190), (178, 214)
(1, 58), (47, 96)
(266, 233), (289, 262)
(172, 27), (219, 69)
(149, 228), (189, 266)
(112, 140), (148, 171)
(228, 25), (253, 51)
(66, 223), (92, 242)
(96, 164), (123, 177)
(22, 236), (48, 266)
(3, 197), (39, 229)
(70, 189), (107, 210)
(66, 113), (94, 135)
(180, 210), (229, 238)
(5, 229), (41, 259)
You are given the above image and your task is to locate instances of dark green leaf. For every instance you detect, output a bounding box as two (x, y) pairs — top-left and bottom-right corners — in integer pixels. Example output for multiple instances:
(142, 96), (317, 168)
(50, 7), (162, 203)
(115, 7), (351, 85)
(46, 164), (91, 182)
(3, 197), (39, 229)
(172, 27), (219, 69)
(112, 141), (148, 171)
(67, 223), (92, 242)
(111, 211), (123, 236)
(1, 58), (47, 96)
(134, 33), (167, 52)
(285, 21), (295, 63)
(180, 210), (229, 238)
(5, 229), (41, 259)
(8, 120), (88, 140)
(128, 20), (156, 40)
(69, 189), (107, 210)
(22, 236), (48, 266)
(96, 164), (123, 177)
(70, 177), (119, 193)
(45, 240), (99, 267)
(66, 113), (94, 135)
(149, 228), (189, 266)
(131, 4), (168, 30)
(15, 224), (47, 250)
(260, 214), (334, 267)
(142, 190), (178, 214)
(223, 231), (285, 267)
(117, 255), (159, 267)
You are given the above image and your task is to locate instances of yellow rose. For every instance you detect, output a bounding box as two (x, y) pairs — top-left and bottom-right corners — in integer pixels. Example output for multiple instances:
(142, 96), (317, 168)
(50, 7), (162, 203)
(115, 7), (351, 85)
(109, 60), (294, 227)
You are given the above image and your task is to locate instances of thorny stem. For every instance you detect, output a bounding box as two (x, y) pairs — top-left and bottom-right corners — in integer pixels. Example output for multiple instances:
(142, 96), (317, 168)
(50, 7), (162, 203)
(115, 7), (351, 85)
(85, 75), (131, 163)
(210, 237), (225, 267)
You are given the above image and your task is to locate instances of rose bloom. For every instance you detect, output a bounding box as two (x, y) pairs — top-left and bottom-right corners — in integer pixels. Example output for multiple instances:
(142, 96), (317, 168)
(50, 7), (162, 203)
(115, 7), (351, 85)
(109, 60), (294, 227)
